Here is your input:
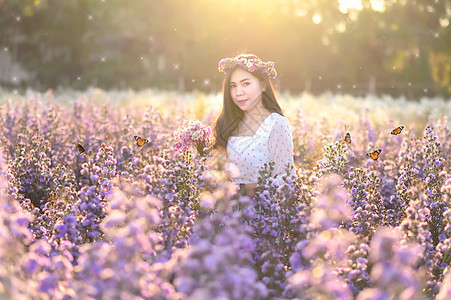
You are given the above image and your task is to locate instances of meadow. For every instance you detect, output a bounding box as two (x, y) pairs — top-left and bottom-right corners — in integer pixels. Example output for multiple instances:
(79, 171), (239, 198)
(0, 88), (450, 299)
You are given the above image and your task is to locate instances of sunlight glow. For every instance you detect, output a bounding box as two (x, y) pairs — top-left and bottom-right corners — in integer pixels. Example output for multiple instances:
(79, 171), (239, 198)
(339, 0), (385, 13)
(370, 0), (385, 12)
(338, 0), (362, 14)
(312, 13), (323, 24)
(336, 22), (346, 33)
(295, 9), (308, 17)
(439, 18), (449, 27)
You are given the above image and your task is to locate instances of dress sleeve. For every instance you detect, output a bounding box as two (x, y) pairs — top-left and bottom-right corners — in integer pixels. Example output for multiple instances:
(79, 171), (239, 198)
(268, 117), (296, 185)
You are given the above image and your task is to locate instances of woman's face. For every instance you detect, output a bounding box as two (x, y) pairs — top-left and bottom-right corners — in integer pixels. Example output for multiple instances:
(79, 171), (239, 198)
(229, 67), (266, 113)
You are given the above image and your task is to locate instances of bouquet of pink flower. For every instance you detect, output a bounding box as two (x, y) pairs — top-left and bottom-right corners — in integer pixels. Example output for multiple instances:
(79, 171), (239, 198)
(173, 120), (214, 157)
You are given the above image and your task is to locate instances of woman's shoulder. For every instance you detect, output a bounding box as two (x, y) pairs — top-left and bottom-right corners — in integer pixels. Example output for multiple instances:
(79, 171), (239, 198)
(268, 112), (291, 126)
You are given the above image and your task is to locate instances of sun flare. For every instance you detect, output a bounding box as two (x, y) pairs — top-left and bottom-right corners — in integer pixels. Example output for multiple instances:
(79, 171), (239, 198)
(338, 0), (363, 13)
(338, 0), (386, 13)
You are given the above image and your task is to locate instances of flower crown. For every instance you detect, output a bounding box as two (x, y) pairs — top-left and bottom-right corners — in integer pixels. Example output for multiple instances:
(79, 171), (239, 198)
(218, 56), (277, 79)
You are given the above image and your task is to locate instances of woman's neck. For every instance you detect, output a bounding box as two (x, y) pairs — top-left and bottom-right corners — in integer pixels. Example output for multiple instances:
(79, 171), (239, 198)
(243, 106), (271, 123)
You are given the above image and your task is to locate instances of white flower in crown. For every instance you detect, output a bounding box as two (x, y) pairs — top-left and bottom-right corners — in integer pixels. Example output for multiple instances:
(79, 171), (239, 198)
(218, 56), (278, 79)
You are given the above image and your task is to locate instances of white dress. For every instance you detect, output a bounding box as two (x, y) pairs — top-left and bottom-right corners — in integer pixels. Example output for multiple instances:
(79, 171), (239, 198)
(227, 112), (297, 189)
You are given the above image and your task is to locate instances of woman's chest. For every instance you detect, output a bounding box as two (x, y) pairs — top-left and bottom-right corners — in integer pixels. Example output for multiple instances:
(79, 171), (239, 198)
(234, 122), (262, 137)
(227, 136), (271, 170)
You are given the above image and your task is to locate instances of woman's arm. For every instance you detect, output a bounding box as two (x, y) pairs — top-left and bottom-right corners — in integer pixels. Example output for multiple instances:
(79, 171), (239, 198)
(268, 117), (296, 183)
(245, 183), (258, 197)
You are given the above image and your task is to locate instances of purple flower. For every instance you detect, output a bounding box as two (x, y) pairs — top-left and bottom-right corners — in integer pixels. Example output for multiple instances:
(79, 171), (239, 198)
(39, 274), (57, 293)
(357, 288), (389, 300)
(173, 120), (213, 155)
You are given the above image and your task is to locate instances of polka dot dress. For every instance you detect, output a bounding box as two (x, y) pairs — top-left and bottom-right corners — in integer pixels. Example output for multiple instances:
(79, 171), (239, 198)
(227, 112), (296, 185)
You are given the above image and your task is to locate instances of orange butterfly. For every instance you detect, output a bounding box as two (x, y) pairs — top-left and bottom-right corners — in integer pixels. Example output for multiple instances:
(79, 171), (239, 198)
(367, 149), (381, 160)
(134, 136), (149, 147)
(344, 132), (351, 144)
(76, 143), (85, 154)
(391, 126), (404, 135)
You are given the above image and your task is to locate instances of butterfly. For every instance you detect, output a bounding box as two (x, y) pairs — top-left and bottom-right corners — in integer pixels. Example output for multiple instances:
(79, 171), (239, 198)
(391, 126), (404, 135)
(134, 136), (149, 147)
(76, 143), (85, 154)
(344, 132), (351, 144)
(367, 149), (381, 160)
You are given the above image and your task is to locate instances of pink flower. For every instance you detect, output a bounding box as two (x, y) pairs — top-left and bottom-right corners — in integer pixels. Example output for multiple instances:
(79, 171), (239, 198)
(173, 120), (213, 156)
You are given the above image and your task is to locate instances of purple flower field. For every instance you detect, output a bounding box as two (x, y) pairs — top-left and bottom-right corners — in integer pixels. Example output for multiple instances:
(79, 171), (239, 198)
(0, 91), (450, 299)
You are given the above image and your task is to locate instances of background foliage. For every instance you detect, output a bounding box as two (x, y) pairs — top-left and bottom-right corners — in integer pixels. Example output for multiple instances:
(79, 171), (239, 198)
(0, 0), (450, 97)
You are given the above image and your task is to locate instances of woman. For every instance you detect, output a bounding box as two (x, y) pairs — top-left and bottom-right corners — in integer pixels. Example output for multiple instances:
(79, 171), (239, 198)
(212, 53), (297, 197)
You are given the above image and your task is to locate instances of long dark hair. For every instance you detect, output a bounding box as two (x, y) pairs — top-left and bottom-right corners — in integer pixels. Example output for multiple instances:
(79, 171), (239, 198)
(212, 54), (283, 152)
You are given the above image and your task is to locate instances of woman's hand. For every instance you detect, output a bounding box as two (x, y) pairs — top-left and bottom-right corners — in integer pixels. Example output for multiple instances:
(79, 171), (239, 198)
(245, 183), (258, 197)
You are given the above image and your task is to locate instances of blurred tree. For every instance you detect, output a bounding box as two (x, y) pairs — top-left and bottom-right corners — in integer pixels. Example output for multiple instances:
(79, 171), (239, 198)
(377, 0), (450, 96)
(0, 0), (47, 68)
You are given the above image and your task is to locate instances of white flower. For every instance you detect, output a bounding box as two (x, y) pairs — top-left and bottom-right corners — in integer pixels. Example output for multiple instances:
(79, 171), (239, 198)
(190, 129), (203, 140)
